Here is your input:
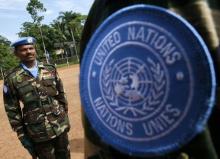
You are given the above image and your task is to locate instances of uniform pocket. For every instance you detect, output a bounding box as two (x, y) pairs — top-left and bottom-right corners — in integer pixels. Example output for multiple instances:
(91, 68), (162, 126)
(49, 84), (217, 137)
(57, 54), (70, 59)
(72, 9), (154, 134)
(42, 79), (55, 86)
(17, 81), (33, 93)
(16, 81), (37, 103)
(48, 105), (69, 126)
(41, 78), (58, 96)
(47, 105), (70, 134)
(24, 109), (44, 124)
(24, 110), (47, 141)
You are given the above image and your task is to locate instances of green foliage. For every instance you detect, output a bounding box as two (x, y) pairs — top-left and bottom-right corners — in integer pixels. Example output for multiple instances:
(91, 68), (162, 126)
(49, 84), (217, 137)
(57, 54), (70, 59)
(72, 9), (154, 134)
(0, 1), (87, 74)
(26, 0), (46, 24)
(0, 35), (18, 72)
(57, 11), (86, 42)
(17, 2), (87, 64)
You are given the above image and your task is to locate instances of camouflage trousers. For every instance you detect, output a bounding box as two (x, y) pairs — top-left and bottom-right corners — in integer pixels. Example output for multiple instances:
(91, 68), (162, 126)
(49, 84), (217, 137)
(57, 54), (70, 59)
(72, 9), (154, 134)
(33, 132), (70, 159)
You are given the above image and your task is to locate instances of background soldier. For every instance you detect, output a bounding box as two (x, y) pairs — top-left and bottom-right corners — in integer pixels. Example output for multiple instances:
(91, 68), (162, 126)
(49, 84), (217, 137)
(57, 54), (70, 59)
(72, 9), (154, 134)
(80, 0), (219, 159)
(3, 37), (71, 159)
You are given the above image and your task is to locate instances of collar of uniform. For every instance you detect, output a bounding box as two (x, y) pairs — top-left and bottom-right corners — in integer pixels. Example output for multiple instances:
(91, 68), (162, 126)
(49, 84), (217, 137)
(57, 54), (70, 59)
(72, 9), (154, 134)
(18, 60), (39, 75)
(21, 60), (38, 70)
(38, 62), (45, 69)
(16, 67), (26, 76)
(18, 69), (33, 78)
(14, 67), (29, 82)
(20, 60), (38, 78)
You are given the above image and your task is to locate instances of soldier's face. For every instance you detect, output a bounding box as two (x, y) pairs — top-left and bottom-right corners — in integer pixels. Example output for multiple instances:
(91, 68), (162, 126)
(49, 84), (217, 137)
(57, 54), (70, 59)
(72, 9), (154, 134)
(15, 44), (37, 63)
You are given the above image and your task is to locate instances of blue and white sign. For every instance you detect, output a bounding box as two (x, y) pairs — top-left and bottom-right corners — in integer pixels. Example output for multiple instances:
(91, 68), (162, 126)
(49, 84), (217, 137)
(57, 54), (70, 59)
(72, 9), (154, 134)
(80, 5), (216, 156)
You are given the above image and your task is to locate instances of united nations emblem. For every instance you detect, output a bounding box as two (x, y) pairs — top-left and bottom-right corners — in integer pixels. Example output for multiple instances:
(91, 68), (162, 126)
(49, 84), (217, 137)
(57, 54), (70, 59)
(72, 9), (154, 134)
(80, 5), (216, 156)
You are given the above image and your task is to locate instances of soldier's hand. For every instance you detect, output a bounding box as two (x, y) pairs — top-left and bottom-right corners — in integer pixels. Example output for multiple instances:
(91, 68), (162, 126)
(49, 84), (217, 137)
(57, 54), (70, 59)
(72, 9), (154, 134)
(19, 135), (35, 156)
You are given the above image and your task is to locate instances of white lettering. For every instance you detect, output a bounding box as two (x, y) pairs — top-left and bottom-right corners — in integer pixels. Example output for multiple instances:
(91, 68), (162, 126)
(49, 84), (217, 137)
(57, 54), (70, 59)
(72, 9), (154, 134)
(127, 26), (182, 65)
(94, 97), (133, 136)
(94, 31), (121, 66)
(142, 104), (181, 136)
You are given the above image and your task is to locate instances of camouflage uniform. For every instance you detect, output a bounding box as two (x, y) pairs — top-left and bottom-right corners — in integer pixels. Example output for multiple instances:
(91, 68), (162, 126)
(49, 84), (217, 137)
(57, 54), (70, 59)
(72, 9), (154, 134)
(3, 62), (70, 158)
(80, 0), (219, 159)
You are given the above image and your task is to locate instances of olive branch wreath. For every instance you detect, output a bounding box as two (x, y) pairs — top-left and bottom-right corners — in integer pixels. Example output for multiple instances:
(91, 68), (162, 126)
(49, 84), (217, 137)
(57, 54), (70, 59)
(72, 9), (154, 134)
(142, 58), (165, 113)
(102, 58), (165, 117)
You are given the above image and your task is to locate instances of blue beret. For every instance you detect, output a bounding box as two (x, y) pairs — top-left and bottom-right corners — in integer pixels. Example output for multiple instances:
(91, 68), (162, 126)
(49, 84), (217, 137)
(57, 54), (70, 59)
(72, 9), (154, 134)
(11, 37), (36, 47)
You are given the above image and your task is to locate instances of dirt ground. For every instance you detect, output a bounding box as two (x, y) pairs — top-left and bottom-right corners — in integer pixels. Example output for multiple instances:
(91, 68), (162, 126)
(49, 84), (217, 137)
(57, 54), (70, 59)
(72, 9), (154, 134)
(0, 64), (84, 159)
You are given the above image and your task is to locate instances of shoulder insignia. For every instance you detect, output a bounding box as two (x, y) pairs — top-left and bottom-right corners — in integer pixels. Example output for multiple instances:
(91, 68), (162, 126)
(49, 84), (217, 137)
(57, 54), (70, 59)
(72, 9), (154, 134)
(40, 63), (56, 79)
(39, 62), (56, 71)
(3, 85), (8, 94)
(16, 75), (23, 83)
(44, 64), (56, 71)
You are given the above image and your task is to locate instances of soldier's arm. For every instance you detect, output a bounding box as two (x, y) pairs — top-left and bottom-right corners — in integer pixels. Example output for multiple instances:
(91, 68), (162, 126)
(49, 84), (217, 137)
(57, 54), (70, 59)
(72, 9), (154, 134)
(54, 69), (68, 113)
(170, 0), (219, 54)
(170, 0), (220, 158)
(3, 78), (24, 140)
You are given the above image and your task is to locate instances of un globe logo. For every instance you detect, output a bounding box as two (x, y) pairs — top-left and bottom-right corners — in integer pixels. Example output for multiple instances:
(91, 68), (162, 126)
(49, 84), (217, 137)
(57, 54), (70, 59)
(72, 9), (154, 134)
(80, 4), (216, 156)
(101, 57), (168, 121)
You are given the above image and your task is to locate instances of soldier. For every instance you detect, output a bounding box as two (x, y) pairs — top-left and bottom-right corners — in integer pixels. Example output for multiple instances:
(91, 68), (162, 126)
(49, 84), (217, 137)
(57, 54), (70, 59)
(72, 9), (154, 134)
(3, 37), (71, 159)
(80, 0), (219, 159)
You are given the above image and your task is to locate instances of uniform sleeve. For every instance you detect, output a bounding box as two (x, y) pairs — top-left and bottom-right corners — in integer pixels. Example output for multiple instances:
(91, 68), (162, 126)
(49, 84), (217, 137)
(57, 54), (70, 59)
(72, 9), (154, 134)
(170, 0), (220, 158)
(169, 0), (219, 52)
(55, 70), (68, 113)
(3, 79), (24, 139)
